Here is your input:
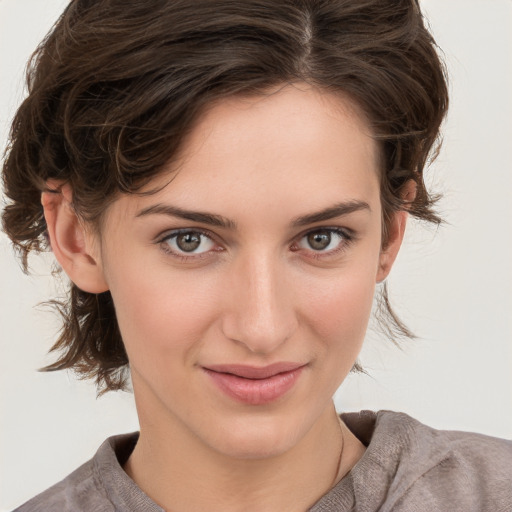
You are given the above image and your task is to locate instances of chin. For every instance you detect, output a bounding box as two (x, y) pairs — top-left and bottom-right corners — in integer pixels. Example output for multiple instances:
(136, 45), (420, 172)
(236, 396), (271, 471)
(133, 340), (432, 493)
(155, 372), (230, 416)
(212, 435), (299, 461)
(204, 414), (304, 460)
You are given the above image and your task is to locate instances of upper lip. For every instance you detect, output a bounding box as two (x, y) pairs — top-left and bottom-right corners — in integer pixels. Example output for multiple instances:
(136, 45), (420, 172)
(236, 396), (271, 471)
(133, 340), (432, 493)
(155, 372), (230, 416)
(203, 362), (305, 379)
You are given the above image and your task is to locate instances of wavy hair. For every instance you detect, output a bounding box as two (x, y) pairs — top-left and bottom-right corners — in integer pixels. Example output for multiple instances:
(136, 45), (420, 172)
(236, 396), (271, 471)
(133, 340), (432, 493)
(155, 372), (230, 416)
(2, 0), (448, 394)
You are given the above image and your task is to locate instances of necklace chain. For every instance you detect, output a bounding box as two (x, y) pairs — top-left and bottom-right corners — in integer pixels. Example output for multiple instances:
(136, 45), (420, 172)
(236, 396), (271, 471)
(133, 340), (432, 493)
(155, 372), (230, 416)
(329, 416), (345, 488)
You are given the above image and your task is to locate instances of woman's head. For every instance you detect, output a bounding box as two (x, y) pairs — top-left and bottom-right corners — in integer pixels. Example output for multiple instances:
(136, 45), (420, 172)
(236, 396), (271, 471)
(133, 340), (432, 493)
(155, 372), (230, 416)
(2, 0), (448, 394)
(42, 84), (407, 458)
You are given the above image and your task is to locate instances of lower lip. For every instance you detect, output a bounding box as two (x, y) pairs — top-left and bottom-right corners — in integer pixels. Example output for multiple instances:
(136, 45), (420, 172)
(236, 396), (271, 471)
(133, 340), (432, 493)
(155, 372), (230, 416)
(203, 367), (305, 405)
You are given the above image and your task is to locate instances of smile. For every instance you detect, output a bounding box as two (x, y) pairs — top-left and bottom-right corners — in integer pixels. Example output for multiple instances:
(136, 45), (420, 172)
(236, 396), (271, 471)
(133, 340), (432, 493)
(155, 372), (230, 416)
(202, 363), (306, 405)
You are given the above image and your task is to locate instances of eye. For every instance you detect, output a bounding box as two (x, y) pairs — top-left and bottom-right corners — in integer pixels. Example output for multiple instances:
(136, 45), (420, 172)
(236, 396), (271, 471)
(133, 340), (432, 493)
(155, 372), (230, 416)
(294, 228), (351, 254)
(161, 230), (216, 255)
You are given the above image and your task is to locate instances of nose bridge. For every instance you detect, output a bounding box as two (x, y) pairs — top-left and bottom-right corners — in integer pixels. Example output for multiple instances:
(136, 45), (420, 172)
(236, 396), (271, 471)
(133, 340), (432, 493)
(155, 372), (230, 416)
(222, 249), (297, 354)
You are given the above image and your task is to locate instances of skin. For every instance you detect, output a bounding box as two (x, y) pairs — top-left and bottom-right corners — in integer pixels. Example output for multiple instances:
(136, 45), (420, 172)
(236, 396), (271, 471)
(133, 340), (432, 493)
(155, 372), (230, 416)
(42, 84), (409, 511)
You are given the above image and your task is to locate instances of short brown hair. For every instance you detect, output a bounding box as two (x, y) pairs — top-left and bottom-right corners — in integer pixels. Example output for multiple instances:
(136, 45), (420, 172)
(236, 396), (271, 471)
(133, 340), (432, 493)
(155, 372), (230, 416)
(2, 0), (448, 394)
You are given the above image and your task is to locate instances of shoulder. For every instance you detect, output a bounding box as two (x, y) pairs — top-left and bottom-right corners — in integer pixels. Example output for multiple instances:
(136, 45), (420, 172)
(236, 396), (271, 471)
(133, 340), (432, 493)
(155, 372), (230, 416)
(367, 409), (512, 464)
(12, 458), (111, 512)
(341, 410), (512, 512)
(12, 432), (159, 512)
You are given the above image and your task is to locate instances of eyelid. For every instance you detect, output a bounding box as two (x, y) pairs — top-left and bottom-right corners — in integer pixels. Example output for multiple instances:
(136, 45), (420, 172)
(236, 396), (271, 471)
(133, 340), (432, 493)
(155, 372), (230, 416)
(155, 225), (356, 262)
(292, 225), (355, 243)
(156, 228), (222, 259)
(156, 227), (217, 244)
(291, 226), (355, 257)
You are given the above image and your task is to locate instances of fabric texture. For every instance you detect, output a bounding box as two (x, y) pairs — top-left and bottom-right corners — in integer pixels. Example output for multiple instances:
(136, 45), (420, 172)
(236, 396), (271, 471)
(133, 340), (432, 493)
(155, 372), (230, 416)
(14, 410), (512, 512)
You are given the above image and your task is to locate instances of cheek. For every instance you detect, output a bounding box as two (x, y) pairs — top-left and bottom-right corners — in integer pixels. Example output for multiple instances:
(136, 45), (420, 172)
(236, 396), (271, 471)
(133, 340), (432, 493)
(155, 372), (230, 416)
(299, 245), (379, 345)
(300, 268), (376, 394)
(306, 271), (375, 344)
(106, 258), (220, 371)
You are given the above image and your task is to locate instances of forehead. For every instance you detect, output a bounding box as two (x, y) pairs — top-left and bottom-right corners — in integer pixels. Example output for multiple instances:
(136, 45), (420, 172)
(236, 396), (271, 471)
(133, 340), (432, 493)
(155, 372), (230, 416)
(109, 84), (380, 221)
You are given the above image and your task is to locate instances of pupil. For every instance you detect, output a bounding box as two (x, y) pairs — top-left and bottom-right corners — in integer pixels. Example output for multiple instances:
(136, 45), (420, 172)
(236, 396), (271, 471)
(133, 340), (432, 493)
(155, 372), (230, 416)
(308, 231), (331, 250)
(177, 232), (201, 252)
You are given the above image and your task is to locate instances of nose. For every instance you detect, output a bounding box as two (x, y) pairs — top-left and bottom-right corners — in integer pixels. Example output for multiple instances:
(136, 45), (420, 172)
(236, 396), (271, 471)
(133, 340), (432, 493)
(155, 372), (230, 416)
(221, 252), (299, 355)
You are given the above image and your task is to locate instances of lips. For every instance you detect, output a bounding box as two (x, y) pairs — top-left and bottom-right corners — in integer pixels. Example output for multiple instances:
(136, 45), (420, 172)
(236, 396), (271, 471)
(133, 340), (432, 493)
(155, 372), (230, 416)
(202, 363), (306, 405)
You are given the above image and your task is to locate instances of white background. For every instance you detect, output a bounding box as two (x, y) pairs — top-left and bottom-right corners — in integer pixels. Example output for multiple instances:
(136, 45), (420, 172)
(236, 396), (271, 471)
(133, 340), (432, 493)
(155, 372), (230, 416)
(1, 0), (511, 510)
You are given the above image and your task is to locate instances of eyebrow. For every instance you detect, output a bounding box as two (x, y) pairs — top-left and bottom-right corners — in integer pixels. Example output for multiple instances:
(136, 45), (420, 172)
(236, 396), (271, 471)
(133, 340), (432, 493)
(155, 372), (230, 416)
(135, 200), (370, 229)
(136, 204), (237, 229)
(291, 200), (371, 227)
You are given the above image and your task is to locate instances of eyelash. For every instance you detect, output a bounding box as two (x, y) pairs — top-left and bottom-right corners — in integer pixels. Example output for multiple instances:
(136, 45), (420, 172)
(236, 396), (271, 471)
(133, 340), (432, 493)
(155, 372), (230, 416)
(158, 228), (220, 261)
(291, 227), (354, 260)
(157, 227), (355, 262)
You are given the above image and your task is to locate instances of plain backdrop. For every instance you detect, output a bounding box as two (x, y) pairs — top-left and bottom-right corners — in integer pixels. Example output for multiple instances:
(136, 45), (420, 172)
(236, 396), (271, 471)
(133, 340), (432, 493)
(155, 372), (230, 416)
(1, 0), (511, 510)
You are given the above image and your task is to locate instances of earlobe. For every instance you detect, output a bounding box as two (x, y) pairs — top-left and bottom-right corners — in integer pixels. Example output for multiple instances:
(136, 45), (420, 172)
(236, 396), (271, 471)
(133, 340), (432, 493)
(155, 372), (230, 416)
(42, 181), (109, 293)
(376, 179), (416, 283)
(376, 210), (408, 283)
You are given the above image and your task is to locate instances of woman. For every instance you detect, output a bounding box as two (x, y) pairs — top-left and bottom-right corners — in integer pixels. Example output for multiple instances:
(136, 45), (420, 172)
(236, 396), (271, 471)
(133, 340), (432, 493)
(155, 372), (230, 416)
(2, 0), (511, 511)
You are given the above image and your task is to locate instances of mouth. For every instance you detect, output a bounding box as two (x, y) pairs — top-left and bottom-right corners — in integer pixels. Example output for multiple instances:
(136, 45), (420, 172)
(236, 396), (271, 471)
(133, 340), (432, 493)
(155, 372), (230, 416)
(202, 362), (306, 405)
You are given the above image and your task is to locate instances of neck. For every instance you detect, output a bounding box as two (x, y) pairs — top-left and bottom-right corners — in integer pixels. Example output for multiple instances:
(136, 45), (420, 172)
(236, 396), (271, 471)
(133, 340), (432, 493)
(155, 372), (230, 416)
(124, 382), (365, 512)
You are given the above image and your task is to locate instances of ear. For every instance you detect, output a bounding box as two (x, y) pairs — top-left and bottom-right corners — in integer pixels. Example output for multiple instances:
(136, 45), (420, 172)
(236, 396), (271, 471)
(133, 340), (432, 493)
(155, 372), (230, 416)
(41, 181), (109, 293)
(376, 179), (416, 283)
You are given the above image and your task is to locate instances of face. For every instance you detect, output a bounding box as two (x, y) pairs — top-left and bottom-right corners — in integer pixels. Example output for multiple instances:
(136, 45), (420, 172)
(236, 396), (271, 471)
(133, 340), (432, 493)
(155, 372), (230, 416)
(96, 84), (392, 459)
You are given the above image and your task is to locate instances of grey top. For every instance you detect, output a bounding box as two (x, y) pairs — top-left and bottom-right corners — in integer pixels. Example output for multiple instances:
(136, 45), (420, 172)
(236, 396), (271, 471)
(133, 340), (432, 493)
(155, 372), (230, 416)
(14, 411), (512, 511)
